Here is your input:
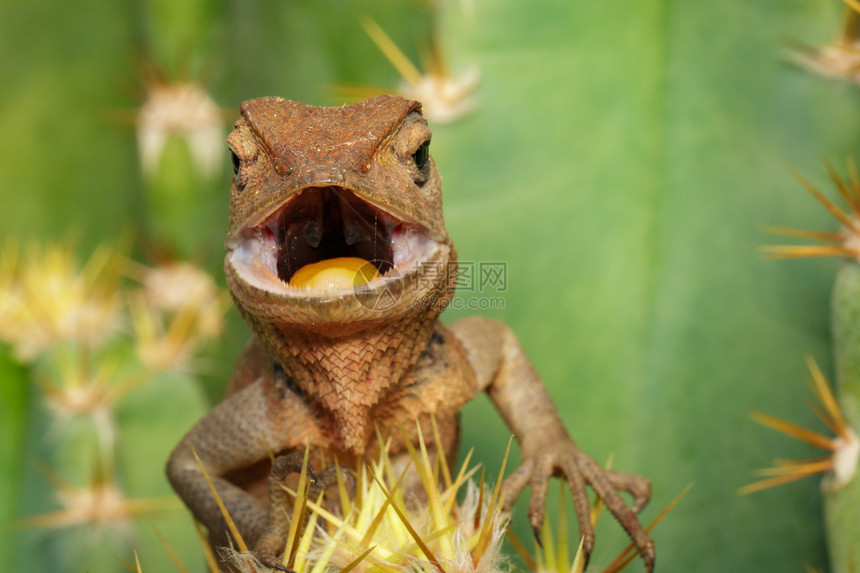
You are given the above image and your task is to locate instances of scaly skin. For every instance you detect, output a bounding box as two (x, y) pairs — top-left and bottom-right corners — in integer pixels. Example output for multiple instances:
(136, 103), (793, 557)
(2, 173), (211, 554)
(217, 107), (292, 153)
(166, 95), (655, 571)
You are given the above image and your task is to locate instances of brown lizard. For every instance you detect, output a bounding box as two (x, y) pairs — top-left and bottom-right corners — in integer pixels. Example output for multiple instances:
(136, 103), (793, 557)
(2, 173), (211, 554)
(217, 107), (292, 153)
(166, 95), (655, 571)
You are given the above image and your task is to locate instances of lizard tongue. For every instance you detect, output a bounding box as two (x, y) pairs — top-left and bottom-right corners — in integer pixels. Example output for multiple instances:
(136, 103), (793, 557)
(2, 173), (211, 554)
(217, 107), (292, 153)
(288, 257), (379, 290)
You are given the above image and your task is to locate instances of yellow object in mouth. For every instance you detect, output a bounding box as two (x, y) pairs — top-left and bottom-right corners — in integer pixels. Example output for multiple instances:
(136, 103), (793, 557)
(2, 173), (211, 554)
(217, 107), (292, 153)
(289, 257), (380, 290)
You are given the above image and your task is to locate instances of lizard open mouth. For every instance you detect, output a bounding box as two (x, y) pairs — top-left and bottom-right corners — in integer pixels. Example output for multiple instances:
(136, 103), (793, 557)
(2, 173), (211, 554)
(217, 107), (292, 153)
(228, 186), (438, 294)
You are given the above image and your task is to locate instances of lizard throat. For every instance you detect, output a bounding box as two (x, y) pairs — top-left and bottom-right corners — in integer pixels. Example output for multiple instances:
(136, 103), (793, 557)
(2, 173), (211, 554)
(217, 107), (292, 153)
(273, 311), (440, 455)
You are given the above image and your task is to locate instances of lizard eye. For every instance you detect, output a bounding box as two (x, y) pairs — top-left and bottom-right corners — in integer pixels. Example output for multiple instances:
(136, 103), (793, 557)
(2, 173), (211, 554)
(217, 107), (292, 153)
(230, 149), (241, 175)
(413, 141), (430, 170)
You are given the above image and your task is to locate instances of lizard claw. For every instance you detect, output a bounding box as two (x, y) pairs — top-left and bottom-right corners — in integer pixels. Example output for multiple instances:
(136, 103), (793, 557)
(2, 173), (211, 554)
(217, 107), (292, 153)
(501, 443), (654, 572)
(573, 452), (654, 571)
(255, 540), (297, 573)
(603, 467), (651, 513)
(305, 462), (356, 519)
(309, 463), (355, 501)
(530, 524), (543, 548)
(268, 451), (319, 485)
(252, 452), (320, 567)
(254, 454), (355, 567)
(258, 551), (297, 573)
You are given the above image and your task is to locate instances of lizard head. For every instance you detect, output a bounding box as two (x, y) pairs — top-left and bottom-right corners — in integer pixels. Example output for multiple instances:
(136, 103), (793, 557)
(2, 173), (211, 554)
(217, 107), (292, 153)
(224, 95), (455, 333)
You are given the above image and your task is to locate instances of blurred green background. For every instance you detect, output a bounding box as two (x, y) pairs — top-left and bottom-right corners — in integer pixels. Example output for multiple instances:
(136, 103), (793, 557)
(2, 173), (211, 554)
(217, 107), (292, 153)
(1, 0), (857, 570)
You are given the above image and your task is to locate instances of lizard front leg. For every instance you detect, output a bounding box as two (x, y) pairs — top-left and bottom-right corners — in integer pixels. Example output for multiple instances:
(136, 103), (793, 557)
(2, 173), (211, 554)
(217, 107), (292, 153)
(449, 317), (655, 571)
(166, 373), (325, 558)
